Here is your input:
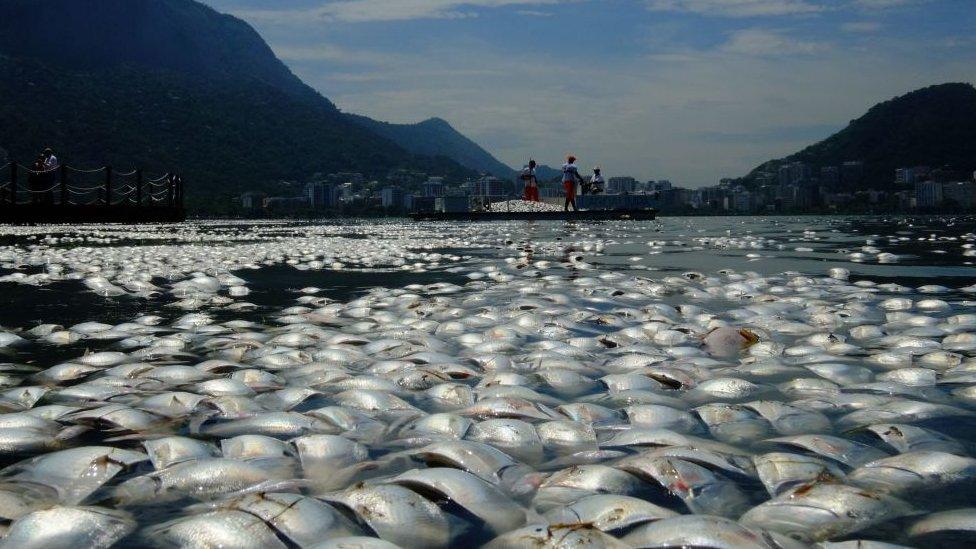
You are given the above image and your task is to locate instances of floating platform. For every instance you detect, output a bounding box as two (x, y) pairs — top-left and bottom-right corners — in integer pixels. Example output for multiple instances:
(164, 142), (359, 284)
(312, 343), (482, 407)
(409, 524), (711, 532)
(0, 205), (186, 224)
(410, 209), (657, 222)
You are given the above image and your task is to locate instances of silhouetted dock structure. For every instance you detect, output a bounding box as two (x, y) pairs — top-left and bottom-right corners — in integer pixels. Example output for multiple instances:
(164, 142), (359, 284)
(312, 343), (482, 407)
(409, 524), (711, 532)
(1, 162), (185, 223)
(410, 209), (657, 222)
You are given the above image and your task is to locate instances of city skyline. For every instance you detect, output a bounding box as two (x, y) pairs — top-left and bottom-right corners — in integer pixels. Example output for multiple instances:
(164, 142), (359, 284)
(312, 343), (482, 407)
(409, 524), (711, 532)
(202, 0), (975, 187)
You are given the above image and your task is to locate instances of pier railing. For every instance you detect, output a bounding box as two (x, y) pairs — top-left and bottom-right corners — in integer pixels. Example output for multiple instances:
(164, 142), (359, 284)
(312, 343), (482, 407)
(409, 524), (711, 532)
(0, 162), (184, 208)
(0, 161), (185, 223)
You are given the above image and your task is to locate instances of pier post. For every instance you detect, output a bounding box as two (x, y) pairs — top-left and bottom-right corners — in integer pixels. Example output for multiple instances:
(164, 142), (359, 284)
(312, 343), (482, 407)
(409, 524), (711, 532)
(104, 166), (112, 206)
(60, 165), (67, 205)
(9, 162), (17, 206)
(136, 169), (143, 206)
(167, 174), (174, 207)
(177, 175), (184, 209)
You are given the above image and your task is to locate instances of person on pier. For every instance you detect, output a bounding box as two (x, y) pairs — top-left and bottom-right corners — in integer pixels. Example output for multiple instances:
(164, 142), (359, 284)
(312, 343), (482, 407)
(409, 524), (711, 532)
(520, 159), (540, 202)
(29, 155), (46, 205)
(39, 148), (59, 204)
(42, 148), (59, 171)
(562, 155), (583, 212)
(590, 167), (605, 195)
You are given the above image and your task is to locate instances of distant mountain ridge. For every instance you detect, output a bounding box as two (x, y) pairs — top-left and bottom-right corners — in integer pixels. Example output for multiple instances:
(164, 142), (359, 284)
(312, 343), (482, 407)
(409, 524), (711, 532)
(739, 83), (976, 187)
(347, 115), (515, 178)
(0, 0), (512, 211)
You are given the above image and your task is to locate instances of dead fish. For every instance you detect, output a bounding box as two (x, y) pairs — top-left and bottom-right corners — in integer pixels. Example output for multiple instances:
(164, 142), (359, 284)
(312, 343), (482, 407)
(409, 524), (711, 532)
(390, 467), (527, 534)
(754, 452), (846, 496)
(467, 419), (544, 464)
(616, 454), (751, 518)
(543, 493), (678, 533)
(847, 451), (976, 495)
(323, 483), (450, 549)
(764, 434), (889, 468)
(703, 326), (760, 357)
(622, 514), (804, 549)
(462, 397), (559, 421)
(625, 405), (702, 433)
(195, 412), (335, 439)
(860, 423), (966, 455)
(294, 435), (368, 476)
(907, 507), (976, 542)
(0, 505), (136, 549)
(204, 492), (364, 546)
(743, 401), (831, 435)
(220, 434), (291, 459)
(311, 537), (402, 549)
(411, 440), (541, 495)
(144, 510), (287, 548)
(2, 446), (147, 505)
(483, 523), (630, 549)
(143, 437), (217, 469)
(739, 480), (913, 542)
(114, 457), (291, 504)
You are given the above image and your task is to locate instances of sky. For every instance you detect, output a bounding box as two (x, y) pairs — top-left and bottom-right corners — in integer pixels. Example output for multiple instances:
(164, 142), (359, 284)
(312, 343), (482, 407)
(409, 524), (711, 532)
(201, 0), (976, 186)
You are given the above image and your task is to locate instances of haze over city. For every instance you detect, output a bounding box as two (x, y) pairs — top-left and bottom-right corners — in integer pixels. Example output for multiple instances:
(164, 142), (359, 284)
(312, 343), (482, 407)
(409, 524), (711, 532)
(202, 0), (975, 186)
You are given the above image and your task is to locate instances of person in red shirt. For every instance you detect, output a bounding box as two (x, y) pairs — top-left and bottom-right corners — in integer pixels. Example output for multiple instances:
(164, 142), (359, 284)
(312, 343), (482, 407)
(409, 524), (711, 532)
(521, 159), (540, 202)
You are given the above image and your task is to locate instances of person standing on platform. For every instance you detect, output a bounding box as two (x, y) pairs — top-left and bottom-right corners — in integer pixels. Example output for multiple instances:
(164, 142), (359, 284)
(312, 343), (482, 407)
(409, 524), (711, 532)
(590, 167), (605, 195)
(521, 159), (540, 202)
(562, 155), (583, 211)
(40, 148), (58, 205)
(29, 155), (45, 205)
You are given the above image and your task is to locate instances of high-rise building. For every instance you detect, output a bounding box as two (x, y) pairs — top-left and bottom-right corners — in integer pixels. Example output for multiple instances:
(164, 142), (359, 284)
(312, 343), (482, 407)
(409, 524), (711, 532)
(241, 192), (266, 210)
(790, 162), (812, 184)
(778, 162), (811, 187)
(778, 165), (792, 187)
(422, 177), (445, 197)
(694, 186), (726, 210)
(305, 181), (338, 208)
(381, 186), (405, 208)
(942, 181), (976, 208)
(731, 187), (753, 213)
(608, 177), (637, 194)
(915, 181), (943, 208)
(896, 166), (930, 186)
(468, 176), (509, 197)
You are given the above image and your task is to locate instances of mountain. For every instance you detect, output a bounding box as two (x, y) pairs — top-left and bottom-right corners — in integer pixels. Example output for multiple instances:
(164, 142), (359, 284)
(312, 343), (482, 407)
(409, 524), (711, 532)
(739, 83), (976, 188)
(0, 0), (496, 212)
(0, 0), (317, 102)
(347, 115), (515, 178)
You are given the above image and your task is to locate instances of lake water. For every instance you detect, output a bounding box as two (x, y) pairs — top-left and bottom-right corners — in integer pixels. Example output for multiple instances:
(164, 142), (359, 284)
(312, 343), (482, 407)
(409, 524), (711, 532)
(0, 216), (974, 547)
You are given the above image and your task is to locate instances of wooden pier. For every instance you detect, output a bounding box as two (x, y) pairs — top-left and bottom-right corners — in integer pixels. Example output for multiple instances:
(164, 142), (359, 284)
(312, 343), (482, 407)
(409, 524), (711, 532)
(410, 209), (657, 222)
(0, 162), (185, 224)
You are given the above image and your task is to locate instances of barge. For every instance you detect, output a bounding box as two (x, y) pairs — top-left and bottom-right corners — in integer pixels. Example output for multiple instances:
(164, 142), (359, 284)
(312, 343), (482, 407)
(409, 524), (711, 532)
(410, 208), (657, 222)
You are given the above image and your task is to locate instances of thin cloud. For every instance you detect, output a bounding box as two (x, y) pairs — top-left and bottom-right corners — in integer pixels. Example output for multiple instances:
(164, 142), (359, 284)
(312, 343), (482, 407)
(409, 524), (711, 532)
(330, 0), (577, 22)
(646, 0), (825, 17)
(853, 0), (919, 8)
(722, 29), (830, 55)
(842, 21), (882, 32)
(244, 0), (574, 23)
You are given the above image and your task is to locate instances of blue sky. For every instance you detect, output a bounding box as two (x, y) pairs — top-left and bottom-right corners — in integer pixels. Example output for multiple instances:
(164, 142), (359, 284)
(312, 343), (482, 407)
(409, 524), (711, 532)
(202, 0), (976, 186)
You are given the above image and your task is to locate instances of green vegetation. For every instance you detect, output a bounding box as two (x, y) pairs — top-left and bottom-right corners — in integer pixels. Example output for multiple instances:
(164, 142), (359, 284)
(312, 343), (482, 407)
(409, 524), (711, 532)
(738, 83), (976, 188)
(0, 0), (510, 214)
(0, 56), (473, 214)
